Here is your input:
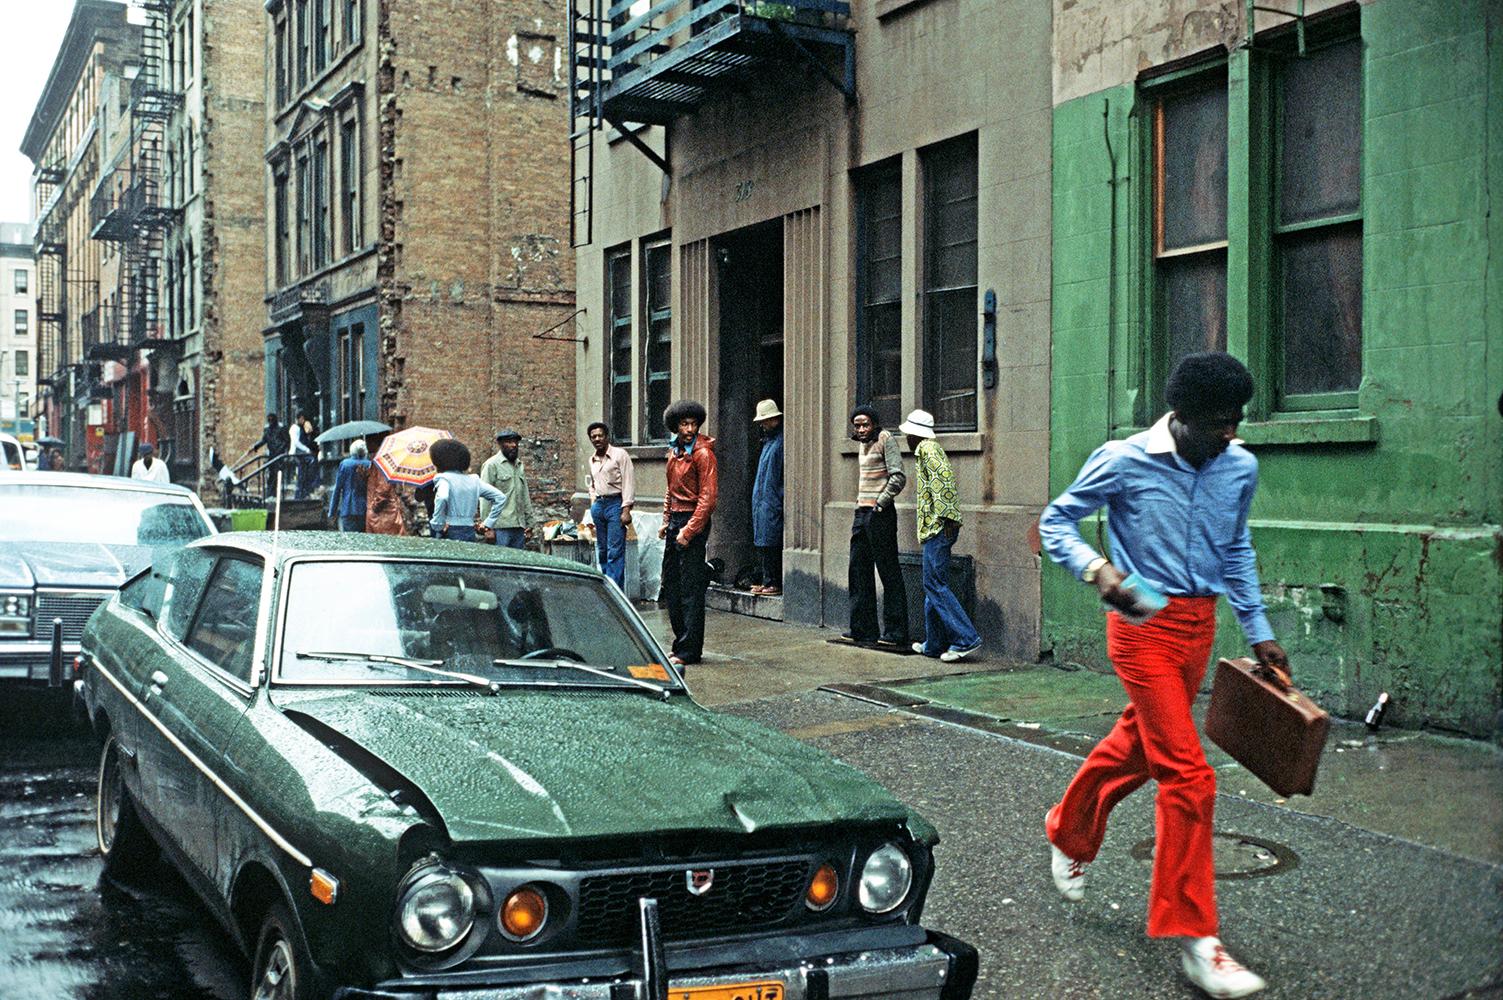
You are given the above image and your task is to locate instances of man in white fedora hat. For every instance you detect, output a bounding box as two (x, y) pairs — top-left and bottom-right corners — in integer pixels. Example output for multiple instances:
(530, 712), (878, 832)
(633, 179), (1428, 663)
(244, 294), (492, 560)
(900, 408), (982, 663)
(750, 399), (784, 595)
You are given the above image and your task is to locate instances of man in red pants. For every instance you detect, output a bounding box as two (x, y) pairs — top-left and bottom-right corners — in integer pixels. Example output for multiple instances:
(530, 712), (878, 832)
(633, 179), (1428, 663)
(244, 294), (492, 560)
(1038, 352), (1289, 999)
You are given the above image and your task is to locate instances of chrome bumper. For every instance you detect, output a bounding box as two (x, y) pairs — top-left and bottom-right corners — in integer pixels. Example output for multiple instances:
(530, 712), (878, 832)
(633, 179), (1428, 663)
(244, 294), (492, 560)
(337, 934), (976, 1000)
(0, 639), (80, 682)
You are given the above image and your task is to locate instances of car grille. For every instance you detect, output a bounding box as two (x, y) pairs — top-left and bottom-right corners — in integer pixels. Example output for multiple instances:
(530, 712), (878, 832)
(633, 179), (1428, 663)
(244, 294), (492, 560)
(575, 859), (810, 946)
(35, 591), (111, 644)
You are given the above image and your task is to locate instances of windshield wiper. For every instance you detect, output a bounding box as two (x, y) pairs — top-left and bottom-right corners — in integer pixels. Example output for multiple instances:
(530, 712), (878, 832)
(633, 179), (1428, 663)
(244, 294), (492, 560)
(297, 650), (497, 692)
(493, 657), (671, 699)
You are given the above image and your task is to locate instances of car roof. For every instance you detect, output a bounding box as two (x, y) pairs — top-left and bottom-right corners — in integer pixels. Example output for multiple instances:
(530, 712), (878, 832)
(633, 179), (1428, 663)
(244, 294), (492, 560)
(0, 471), (203, 499)
(203, 530), (602, 575)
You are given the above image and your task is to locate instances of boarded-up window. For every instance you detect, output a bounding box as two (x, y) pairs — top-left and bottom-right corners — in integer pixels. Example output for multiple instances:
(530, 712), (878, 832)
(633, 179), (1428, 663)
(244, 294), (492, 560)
(643, 242), (672, 443)
(1277, 37), (1362, 398)
(855, 161), (901, 430)
(1154, 81), (1229, 388)
(921, 134), (978, 432)
(607, 249), (633, 442)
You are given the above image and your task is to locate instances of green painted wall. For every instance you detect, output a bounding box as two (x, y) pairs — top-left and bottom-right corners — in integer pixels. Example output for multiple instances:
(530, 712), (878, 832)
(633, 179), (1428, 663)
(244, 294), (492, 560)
(1046, 1), (1503, 737)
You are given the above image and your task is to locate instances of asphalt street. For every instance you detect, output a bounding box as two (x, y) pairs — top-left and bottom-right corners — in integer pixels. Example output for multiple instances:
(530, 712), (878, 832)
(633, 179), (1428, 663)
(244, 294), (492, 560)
(0, 683), (1499, 1000)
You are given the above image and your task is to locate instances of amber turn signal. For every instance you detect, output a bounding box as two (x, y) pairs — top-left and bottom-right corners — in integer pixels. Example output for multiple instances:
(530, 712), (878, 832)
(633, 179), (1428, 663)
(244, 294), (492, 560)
(310, 868), (339, 905)
(805, 863), (839, 911)
(499, 886), (548, 941)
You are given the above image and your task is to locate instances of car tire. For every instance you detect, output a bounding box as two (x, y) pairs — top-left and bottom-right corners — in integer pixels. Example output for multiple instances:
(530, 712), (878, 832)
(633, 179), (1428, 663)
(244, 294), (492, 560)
(251, 900), (312, 1000)
(96, 734), (155, 879)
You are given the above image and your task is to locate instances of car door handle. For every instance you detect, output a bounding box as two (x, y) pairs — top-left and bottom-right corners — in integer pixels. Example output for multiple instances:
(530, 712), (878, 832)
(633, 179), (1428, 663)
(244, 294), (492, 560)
(150, 671), (169, 689)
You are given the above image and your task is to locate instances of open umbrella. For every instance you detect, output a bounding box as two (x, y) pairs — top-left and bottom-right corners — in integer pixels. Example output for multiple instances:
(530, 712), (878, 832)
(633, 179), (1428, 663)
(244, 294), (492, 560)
(315, 419), (392, 445)
(35, 436), (64, 449)
(374, 426), (453, 485)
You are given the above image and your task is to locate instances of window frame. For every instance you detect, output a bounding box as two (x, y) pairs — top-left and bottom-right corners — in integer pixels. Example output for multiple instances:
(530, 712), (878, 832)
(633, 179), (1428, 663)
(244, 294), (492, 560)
(605, 245), (635, 444)
(854, 158), (903, 431)
(919, 132), (980, 433)
(339, 111), (361, 254)
(641, 238), (672, 445)
(182, 554), (264, 688)
(13, 269), (26, 295)
(13, 309), (28, 335)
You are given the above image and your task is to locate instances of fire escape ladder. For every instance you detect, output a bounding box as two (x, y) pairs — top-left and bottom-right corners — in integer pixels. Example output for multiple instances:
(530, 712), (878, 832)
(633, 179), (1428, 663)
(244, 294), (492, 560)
(570, 0), (606, 247)
(121, 0), (179, 353)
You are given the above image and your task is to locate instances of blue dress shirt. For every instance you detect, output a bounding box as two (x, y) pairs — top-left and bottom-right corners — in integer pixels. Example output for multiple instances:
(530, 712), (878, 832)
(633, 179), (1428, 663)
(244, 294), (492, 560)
(1039, 414), (1274, 645)
(430, 471), (506, 532)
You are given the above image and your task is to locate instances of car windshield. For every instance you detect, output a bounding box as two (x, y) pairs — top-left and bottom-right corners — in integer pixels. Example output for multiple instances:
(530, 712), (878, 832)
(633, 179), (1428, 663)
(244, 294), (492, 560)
(278, 560), (679, 689)
(0, 484), (211, 546)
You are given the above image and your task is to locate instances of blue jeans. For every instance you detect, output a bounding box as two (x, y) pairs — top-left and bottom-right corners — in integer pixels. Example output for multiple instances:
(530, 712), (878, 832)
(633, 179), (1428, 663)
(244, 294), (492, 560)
(919, 529), (980, 655)
(338, 514), (365, 533)
(494, 527), (525, 549)
(591, 495), (626, 587)
(434, 524), (477, 542)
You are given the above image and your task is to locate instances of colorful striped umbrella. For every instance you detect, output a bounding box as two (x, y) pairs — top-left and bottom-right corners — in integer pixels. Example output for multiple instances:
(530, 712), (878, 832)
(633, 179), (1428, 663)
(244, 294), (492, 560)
(374, 426), (453, 485)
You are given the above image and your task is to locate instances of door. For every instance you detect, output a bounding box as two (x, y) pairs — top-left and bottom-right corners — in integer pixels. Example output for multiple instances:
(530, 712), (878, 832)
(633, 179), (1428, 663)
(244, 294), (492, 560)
(713, 220), (784, 585)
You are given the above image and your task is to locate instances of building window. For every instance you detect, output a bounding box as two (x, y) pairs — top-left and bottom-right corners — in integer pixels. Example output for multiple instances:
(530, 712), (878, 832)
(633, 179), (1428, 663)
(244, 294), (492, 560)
(855, 160), (902, 430)
(13, 269), (26, 294)
(14, 350), (27, 378)
(643, 241), (671, 443)
(186, 241), (197, 329)
(312, 137), (329, 268)
(296, 0), (309, 90)
(1274, 35), (1362, 402)
(274, 16), (289, 106)
(340, 115), (360, 253)
(1151, 77), (1229, 391)
(339, 322), (365, 422)
(920, 133), (979, 431)
(296, 150), (311, 275)
(274, 166), (290, 285)
(606, 248), (633, 443)
(344, 0), (361, 47)
(313, 0), (330, 73)
(13, 309), (27, 334)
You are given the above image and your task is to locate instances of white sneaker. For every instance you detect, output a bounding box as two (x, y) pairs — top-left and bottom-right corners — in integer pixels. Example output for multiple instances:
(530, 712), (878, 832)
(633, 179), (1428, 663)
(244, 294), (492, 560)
(1181, 937), (1267, 998)
(1049, 842), (1087, 901)
(940, 639), (982, 663)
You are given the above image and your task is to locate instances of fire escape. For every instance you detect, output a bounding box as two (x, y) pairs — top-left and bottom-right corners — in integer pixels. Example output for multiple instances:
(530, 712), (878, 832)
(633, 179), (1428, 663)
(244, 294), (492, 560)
(568, 0), (853, 246)
(34, 155), (68, 403)
(88, 0), (180, 443)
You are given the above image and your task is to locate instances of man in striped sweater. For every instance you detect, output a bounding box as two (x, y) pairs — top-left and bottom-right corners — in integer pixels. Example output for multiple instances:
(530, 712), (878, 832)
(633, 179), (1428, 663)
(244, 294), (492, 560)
(845, 405), (909, 647)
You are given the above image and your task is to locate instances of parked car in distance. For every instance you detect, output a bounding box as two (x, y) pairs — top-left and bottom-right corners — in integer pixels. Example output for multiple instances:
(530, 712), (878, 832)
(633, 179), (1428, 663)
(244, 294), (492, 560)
(79, 532), (977, 1000)
(1, 472), (217, 685)
(1, 431), (28, 470)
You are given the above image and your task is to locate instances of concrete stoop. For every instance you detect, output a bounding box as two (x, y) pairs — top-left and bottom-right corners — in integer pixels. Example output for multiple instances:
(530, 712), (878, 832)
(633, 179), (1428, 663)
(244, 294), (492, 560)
(706, 583), (783, 621)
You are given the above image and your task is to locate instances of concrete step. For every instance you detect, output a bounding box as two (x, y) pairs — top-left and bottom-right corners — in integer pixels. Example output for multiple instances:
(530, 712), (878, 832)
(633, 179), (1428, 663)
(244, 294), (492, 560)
(707, 582), (783, 622)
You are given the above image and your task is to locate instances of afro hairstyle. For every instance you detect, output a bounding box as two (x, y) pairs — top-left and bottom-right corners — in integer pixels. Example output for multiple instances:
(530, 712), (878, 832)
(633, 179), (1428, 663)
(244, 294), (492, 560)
(663, 399), (708, 435)
(429, 438), (473, 473)
(1165, 351), (1255, 419)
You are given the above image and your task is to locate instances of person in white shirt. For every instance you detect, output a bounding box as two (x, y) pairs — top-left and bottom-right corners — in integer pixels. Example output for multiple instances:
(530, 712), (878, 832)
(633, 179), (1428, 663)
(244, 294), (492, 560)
(130, 442), (171, 483)
(288, 411), (317, 500)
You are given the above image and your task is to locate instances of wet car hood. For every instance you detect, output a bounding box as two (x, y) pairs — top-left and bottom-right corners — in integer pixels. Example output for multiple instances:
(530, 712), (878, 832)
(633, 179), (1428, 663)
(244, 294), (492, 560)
(276, 688), (922, 844)
(0, 542), (155, 589)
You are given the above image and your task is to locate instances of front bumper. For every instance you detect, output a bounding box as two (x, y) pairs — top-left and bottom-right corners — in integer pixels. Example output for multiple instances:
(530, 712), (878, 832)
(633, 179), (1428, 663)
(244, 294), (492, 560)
(334, 931), (977, 1000)
(0, 640), (80, 683)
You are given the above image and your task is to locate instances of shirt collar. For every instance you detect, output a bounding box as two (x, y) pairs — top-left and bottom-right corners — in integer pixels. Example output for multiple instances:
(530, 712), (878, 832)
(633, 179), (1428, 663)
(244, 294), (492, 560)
(671, 434), (698, 457)
(1145, 413), (1177, 455)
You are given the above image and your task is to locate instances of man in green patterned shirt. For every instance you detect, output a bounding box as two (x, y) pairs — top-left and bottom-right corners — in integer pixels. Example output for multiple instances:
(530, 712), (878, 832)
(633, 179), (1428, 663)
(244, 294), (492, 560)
(901, 409), (982, 662)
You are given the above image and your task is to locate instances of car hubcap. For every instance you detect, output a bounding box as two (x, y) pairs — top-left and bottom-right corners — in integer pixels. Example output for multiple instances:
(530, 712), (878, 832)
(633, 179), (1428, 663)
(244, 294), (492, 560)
(254, 938), (294, 1000)
(97, 743), (121, 855)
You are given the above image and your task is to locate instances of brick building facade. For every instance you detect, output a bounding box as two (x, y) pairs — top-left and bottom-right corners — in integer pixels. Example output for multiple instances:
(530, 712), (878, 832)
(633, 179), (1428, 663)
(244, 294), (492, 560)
(264, 0), (575, 505)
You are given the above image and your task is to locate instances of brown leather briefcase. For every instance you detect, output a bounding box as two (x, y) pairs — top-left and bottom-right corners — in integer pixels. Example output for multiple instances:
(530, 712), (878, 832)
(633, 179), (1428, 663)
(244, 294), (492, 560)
(1204, 657), (1330, 797)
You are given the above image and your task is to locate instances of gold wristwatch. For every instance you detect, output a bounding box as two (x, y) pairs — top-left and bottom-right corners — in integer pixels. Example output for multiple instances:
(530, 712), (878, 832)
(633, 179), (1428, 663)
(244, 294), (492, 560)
(1082, 557), (1108, 584)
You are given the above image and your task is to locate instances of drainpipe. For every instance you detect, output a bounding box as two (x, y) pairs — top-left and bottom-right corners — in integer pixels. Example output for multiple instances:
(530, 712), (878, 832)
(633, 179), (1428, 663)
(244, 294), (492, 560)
(1103, 97), (1119, 441)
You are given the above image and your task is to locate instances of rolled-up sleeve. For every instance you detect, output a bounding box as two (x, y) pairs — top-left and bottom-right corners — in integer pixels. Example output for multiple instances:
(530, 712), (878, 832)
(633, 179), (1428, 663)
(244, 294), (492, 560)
(1221, 468), (1274, 645)
(1039, 443), (1123, 579)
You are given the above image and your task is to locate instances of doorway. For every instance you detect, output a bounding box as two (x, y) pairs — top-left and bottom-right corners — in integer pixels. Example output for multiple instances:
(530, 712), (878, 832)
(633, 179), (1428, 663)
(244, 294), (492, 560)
(713, 219), (783, 587)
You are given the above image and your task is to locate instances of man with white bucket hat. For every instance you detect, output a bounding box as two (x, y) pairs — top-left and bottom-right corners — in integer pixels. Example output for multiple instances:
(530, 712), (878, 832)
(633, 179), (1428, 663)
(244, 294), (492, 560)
(900, 408), (982, 663)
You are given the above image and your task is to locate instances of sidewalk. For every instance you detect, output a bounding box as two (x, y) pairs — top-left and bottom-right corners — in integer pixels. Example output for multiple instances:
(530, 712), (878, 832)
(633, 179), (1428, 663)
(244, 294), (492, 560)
(645, 606), (1503, 867)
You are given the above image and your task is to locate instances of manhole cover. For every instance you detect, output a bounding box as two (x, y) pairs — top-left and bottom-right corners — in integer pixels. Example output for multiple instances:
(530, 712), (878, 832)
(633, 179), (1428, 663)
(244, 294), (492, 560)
(1130, 832), (1299, 880)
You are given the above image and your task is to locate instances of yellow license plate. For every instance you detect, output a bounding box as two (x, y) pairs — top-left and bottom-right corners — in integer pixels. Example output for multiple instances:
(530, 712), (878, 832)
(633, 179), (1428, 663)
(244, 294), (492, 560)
(671, 980), (785, 1000)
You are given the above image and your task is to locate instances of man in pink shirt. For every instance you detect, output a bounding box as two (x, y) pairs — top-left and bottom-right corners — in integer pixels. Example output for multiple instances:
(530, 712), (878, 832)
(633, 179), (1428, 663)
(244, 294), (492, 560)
(586, 421), (635, 588)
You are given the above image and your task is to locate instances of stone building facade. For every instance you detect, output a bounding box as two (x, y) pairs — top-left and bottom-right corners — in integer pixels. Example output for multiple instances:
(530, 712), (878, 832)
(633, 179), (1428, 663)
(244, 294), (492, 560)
(0, 225), (37, 439)
(263, 0), (576, 504)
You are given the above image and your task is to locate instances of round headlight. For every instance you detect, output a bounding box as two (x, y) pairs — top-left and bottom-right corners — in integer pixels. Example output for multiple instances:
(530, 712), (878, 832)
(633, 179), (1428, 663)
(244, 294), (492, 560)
(397, 868), (476, 953)
(858, 843), (913, 914)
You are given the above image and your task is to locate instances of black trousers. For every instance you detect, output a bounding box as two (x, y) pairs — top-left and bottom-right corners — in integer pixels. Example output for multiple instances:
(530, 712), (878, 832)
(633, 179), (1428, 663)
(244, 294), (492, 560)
(757, 545), (782, 589)
(848, 504), (908, 642)
(661, 511), (710, 663)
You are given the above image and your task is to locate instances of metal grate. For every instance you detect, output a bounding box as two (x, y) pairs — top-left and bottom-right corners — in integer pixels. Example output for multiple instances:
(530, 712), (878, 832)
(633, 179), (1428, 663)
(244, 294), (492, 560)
(35, 591), (111, 643)
(576, 859), (809, 946)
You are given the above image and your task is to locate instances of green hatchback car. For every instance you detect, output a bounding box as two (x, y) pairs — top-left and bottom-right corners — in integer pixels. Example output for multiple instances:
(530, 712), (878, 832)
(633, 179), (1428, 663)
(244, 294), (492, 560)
(79, 533), (976, 1000)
